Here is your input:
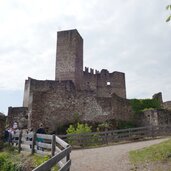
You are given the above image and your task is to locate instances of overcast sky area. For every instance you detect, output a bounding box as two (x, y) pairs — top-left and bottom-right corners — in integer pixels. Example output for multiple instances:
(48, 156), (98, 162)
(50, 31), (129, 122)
(0, 0), (171, 115)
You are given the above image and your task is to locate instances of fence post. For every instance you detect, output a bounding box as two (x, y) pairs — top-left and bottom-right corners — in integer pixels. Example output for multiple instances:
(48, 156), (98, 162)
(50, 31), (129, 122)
(105, 130), (108, 145)
(31, 132), (36, 155)
(66, 145), (71, 171)
(128, 128), (131, 139)
(18, 131), (22, 153)
(51, 134), (56, 157)
(151, 126), (154, 138)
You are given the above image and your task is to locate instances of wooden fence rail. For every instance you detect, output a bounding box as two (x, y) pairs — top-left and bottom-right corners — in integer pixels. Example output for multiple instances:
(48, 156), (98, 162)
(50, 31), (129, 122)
(11, 125), (171, 170)
(11, 132), (71, 171)
(58, 125), (171, 148)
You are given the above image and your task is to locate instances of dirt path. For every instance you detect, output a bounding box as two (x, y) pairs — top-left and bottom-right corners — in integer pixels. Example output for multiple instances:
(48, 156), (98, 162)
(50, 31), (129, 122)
(70, 138), (169, 171)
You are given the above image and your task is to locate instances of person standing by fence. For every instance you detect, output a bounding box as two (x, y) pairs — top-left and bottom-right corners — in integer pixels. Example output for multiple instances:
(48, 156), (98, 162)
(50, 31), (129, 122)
(36, 123), (46, 150)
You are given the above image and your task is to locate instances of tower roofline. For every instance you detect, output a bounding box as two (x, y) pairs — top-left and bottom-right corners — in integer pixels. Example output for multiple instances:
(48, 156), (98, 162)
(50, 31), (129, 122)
(57, 29), (83, 40)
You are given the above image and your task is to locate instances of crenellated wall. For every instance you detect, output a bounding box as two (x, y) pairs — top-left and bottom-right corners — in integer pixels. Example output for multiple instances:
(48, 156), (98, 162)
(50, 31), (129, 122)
(83, 67), (126, 98)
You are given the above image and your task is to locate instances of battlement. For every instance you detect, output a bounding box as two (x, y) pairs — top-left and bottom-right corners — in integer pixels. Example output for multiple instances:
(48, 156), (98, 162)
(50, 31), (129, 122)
(82, 66), (126, 98)
(84, 67), (100, 74)
(84, 67), (124, 77)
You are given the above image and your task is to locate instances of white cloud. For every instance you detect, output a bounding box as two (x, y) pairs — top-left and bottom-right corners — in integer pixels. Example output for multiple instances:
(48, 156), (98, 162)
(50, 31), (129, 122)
(0, 0), (171, 113)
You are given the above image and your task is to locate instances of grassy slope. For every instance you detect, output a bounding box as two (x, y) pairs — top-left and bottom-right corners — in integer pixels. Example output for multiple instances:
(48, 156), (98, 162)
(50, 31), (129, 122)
(129, 139), (171, 171)
(0, 145), (58, 171)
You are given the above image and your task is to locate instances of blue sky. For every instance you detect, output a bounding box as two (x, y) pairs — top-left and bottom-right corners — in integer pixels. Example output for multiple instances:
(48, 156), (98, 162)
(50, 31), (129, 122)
(0, 0), (171, 115)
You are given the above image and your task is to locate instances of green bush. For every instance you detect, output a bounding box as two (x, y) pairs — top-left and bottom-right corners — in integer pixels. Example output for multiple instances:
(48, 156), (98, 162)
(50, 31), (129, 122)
(66, 123), (92, 134)
(0, 152), (19, 171)
(66, 123), (92, 146)
(130, 98), (161, 114)
(116, 120), (136, 129)
(98, 122), (111, 131)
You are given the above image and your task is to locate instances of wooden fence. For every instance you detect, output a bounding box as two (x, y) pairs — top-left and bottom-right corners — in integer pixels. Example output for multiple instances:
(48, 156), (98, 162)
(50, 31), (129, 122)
(59, 125), (171, 148)
(11, 132), (71, 171)
(11, 125), (171, 170)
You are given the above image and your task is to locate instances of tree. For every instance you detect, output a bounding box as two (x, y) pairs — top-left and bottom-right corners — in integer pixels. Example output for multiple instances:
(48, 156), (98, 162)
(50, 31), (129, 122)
(166, 5), (171, 22)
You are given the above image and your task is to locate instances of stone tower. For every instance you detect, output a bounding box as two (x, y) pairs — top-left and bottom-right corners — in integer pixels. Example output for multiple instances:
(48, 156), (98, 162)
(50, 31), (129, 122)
(55, 29), (83, 89)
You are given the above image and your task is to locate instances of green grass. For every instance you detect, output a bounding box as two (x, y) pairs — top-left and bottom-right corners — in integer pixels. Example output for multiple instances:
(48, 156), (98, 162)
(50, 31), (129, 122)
(129, 139), (171, 164)
(0, 144), (58, 171)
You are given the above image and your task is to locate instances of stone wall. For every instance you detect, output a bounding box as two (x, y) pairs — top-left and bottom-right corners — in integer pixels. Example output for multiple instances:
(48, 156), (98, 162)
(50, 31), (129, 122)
(8, 107), (28, 129)
(0, 113), (6, 149)
(10, 29), (129, 132)
(23, 77), (66, 107)
(136, 109), (171, 127)
(54, 29), (126, 98)
(111, 94), (133, 120)
(163, 101), (171, 111)
(28, 79), (132, 132)
(83, 68), (126, 98)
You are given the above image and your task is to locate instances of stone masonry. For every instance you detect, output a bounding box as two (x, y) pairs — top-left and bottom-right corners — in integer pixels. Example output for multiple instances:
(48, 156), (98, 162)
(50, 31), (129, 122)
(8, 29), (132, 132)
(8, 29), (171, 132)
(0, 112), (6, 149)
(8, 107), (28, 129)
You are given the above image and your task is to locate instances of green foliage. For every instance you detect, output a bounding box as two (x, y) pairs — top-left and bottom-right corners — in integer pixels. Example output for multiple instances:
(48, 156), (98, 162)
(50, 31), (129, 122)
(73, 112), (80, 123)
(166, 5), (171, 22)
(98, 122), (111, 131)
(130, 98), (161, 114)
(0, 146), (58, 171)
(116, 120), (136, 129)
(0, 152), (20, 171)
(66, 123), (92, 135)
(33, 155), (50, 167)
(66, 123), (92, 146)
(129, 139), (171, 164)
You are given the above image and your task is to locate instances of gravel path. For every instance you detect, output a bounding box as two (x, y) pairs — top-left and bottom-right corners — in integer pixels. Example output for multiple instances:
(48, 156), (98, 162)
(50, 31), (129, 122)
(70, 138), (169, 171)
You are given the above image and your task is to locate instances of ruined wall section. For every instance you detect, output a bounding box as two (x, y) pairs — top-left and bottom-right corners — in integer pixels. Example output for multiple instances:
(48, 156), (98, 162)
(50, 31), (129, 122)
(163, 101), (171, 111)
(136, 109), (171, 127)
(0, 113), (6, 149)
(55, 29), (83, 89)
(28, 80), (76, 129)
(29, 84), (131, 132)
(7, 107), (28, 129)
(83, 67), (126, 98)
(111, 94), (133, 120)
(23, 79), (30, 107)
(82, 67), (98, 91)
(97, 70), (126, 98)
(23, 77), (75, 107)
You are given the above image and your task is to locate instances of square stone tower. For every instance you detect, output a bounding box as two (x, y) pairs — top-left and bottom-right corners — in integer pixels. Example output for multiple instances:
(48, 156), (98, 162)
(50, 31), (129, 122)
(55, 29), (83, 89)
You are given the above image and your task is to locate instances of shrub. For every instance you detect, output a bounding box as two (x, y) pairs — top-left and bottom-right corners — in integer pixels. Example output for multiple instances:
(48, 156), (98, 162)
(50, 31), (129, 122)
(116, 120), (136, 129)
(0, 152), (20, 171)
(66, 123), (92, 134)
(66, 123), (92, 146)
(98, 122), (111, 131)
(130, 98), (161, 114)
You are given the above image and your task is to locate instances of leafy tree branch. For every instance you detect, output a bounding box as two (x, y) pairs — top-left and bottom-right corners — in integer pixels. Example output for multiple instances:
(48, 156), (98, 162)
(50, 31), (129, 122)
(166, 5), (171, 22)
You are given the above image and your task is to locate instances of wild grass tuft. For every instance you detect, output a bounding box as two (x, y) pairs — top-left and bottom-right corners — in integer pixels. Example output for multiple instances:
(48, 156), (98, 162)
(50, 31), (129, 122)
(129, 139), (171, 164)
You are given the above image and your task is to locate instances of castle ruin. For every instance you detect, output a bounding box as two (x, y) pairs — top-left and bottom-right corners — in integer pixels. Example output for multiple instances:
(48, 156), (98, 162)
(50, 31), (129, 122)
(8, 29), (133, 131)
